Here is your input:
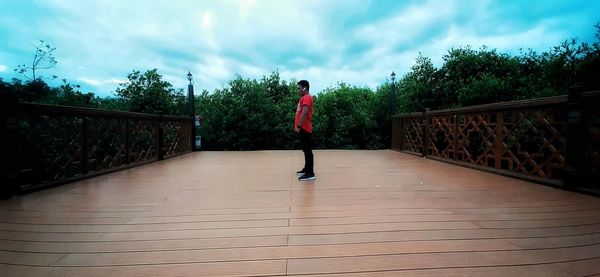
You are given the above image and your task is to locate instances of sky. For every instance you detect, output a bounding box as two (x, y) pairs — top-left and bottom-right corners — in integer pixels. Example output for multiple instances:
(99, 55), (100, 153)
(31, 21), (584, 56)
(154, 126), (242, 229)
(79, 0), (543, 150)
(0, 0), (598, 98)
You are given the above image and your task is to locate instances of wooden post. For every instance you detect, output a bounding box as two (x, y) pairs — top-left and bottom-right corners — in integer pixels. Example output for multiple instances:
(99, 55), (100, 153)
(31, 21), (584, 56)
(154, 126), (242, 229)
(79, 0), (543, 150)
(386, 116), (396, 149)
(188, 83), (196, 151)
(391, 117), (400, 150)
(125, 119), (130, 165)
(399, 117), (405, 151)
(453, 114), (458, 161)
(1, 100), (19, 198)
(156, 119), (164, 161)
(82, 116), (89, 174)
(422, 108), (430, 157)
(389, 117), (394, 149)
(495, 112), (504, 170)
(563, 86), (586, 189)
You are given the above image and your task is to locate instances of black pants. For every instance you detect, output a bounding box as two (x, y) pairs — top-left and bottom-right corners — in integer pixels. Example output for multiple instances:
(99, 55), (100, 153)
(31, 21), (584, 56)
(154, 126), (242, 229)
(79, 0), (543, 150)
(299, 129), (314, 174)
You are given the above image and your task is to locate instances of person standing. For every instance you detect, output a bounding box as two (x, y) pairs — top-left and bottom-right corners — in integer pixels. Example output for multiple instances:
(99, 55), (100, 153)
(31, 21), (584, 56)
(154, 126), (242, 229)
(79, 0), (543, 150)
(294, 80), (315, 181)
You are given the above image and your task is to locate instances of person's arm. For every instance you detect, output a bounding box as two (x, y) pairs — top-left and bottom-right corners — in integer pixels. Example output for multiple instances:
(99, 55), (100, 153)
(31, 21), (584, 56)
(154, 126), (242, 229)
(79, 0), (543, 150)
(294, 105), (309, 133)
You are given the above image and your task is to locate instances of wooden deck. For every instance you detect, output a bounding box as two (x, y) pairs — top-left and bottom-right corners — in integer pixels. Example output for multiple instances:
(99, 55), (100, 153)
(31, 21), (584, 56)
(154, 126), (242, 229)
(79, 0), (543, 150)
(1, 150), (599, 276)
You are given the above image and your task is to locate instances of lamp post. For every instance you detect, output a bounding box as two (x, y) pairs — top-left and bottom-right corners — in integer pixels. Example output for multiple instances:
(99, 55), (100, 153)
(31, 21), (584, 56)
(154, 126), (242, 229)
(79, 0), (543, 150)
(187, 71), (197, 151)
(390, 71), (397, 115)
(187, 71), (193, 83)
(187, 71), (195, 116)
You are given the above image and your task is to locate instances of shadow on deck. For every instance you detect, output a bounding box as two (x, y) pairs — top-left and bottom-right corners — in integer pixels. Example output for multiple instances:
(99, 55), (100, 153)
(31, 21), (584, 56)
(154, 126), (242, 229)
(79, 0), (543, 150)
(1, 150), (599, 276)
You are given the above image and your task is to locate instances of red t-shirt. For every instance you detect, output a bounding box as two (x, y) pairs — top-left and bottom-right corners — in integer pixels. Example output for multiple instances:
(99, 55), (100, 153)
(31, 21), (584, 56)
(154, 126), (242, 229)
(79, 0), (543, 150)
(295, 94), (313, 133)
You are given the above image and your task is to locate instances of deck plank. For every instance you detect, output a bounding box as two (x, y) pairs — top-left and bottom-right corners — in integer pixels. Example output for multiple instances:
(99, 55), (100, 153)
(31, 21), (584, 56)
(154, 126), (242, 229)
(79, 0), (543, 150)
(1, 150), (599, 276)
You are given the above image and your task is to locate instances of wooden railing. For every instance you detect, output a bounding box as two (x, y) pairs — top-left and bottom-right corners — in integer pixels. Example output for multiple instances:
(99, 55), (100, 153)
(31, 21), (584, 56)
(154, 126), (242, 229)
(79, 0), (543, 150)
(391, 88), (600, 195)
(1, 102), (193, 196)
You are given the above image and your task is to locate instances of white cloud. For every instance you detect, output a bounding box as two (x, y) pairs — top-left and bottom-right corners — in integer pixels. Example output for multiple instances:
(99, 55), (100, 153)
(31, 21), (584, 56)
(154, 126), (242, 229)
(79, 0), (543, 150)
(344, 0), (465, 80)
(239, 0), (256, 19)
(201, 11), (214, 30)
(4, 0), (368, 95)
(355, 0), (458, 45)
(77, 77), (126, 86)
(415, 19), (568, 68)
(1, 0), (596, 97)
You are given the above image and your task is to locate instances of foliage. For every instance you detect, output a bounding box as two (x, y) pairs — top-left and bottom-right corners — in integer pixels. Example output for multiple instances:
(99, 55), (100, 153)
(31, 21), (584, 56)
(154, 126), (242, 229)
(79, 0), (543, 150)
(313, 83), (384, 149)
(97, 97), (130, 111)
(395, 24), (600, 112)
(37, 80), (99, 108)
(0, 78), (53, 102)
(397, 53), (441, 112)
(372, 83), (394, 147)
(0, 78), (99, 108)
(458, 73), (512, 106)
(196, 74), (387, 150)
(115, 69), (186, 115)
(573, 23), (600, 89)
(441, 46), (521, 107)
(196, 72), (298, 150)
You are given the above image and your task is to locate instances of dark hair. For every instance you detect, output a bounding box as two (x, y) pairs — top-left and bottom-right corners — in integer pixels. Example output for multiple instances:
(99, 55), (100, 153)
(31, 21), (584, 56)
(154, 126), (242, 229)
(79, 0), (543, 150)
(297, 80), (310, 91)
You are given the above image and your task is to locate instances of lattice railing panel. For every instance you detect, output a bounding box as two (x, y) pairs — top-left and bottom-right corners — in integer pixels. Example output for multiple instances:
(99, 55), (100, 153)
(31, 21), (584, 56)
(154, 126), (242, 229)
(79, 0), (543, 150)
(500, 108), (567, 178)
(161, 120), (192, 158)
(393, 92), (599, 191)
(403, 117), (424, 154)
(86, 117), (128, 172)
(455, 114), (497, 166)
(129, 119), (157, 163)
(17, 114), (84, 188)
(428, 116), (456, 159)
(5, 103), (194, 193)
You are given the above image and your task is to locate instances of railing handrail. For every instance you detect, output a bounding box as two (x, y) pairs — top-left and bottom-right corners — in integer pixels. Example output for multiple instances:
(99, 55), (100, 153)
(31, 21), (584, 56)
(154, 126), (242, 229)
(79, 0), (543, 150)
(392, 95), (567, 118)
(391, 90), (600, 119)
(11, 101), (192, 121)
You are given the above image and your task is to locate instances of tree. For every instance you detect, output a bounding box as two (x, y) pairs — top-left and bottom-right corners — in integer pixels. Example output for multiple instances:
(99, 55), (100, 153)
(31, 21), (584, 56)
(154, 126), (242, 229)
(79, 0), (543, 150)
(435, 46), (522, 107)
(14, 40), (58, 82)
(572, 22), (600, 90)
(0, 78), (53, 102)
(373, 83), (394, 146)
(397, 53), (441, 112)
(313, 83), (382, 149)
(458, 73), (511, 106)
(37, 79), (99, 108)
(97, 97), (129, 111)
(196, 72), (298, 150)
(115, 69), (186, 115)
